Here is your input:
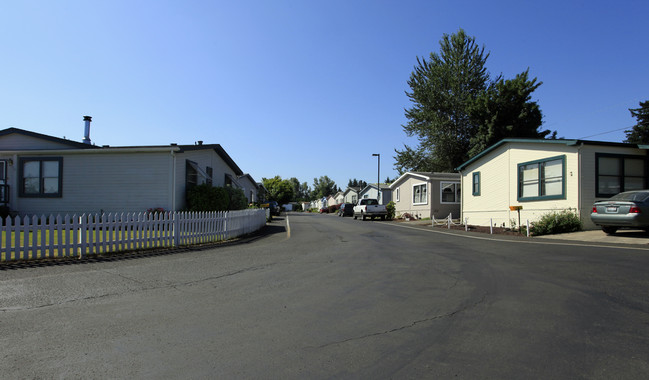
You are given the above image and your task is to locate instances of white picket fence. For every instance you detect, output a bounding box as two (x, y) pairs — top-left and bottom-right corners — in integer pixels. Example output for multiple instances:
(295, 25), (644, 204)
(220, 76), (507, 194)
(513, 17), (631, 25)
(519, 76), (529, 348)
(0, 209), (267, 262)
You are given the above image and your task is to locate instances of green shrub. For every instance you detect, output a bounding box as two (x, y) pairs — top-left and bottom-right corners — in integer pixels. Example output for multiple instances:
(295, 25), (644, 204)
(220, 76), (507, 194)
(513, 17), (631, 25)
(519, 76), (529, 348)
(187, 184), (229, 211)
(530, 209), (582, 236)
(225, 186), (248, 210)
(386, 201), (396, 220)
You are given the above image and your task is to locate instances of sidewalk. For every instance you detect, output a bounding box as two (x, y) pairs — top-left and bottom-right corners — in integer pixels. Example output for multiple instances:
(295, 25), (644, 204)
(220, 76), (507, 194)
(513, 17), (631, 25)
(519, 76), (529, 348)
(392, 219), (649, 246)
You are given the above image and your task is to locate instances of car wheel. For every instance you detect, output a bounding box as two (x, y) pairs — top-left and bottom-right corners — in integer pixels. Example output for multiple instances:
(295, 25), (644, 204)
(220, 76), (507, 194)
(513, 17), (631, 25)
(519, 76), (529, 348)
(362, 214), (366, 221)
(353, 214), (357, 220)
(381, 215), (386, 221)
(602, 226), (618, 235)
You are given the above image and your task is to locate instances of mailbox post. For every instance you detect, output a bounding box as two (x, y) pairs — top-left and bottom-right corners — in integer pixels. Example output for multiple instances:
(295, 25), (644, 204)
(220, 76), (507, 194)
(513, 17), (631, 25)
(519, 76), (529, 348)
(509, 205), (523, 232)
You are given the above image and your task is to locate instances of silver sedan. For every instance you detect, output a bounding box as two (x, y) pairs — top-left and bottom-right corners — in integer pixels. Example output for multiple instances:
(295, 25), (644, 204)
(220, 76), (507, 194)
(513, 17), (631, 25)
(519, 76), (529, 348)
(591, 190), (649, 234)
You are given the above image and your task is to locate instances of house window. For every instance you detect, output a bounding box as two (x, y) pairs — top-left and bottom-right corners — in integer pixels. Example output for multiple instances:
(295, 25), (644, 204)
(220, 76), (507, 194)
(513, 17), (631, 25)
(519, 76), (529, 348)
(472, 172), (480, 196)
(206, 166), (213, 186)
(441, 182), (461, 203)
(596, 153), (646, 197)
(19, 157), (63, 197)
(413, 183), (427, 205)
(186, 160), (198, 188)
(517, 155), (565, 201)
(396, 187), (400, 202)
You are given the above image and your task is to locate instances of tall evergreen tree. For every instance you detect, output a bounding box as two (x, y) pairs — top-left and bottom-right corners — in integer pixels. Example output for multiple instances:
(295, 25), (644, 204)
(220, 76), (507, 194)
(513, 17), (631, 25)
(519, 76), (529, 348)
(468, 69), (553, 158)
(395, 29), (551, 173)
(624, 100), (649, 144)
(396, 29), (490, 173)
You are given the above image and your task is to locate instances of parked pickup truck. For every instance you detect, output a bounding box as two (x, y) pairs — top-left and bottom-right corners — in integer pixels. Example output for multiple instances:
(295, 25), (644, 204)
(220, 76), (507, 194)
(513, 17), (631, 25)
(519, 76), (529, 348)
(353, 199), (387, 221)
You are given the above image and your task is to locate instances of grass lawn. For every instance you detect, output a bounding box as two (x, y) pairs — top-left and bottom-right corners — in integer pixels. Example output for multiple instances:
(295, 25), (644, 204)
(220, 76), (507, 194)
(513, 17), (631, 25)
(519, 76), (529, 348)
(0, 228), (177, 261)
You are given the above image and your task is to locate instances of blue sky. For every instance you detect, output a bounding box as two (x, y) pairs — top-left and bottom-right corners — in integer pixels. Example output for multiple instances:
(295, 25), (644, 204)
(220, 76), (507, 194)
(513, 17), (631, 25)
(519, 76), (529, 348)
(1, 0), (647, 192)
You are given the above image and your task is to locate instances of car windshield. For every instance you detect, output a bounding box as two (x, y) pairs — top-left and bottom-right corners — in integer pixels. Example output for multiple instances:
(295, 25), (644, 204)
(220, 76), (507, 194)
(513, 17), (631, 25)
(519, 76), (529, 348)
(365, 199), (378, 205)
(609, 191), (649, 202)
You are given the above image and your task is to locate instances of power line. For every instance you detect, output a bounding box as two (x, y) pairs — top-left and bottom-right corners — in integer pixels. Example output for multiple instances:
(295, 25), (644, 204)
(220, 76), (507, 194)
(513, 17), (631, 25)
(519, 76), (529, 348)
(578, 127), (628, 140)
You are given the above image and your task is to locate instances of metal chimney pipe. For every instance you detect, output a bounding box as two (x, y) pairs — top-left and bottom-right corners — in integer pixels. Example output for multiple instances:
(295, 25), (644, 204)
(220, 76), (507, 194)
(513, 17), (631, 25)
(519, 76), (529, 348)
(83, 116), (92, 144)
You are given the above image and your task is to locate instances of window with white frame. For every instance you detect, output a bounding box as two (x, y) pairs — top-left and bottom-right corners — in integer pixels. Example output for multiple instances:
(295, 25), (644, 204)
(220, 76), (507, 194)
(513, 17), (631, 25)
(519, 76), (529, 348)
(441, 182), (461, 203)
(412, 183), (427, 205)
(396, 187), (400, 202)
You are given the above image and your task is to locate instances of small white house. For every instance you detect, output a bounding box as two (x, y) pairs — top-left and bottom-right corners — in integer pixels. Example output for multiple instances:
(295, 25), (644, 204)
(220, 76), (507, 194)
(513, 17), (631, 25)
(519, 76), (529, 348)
(334, 191), (344, 205)
(342, 187), (360, 204)
(358, 184), (392, 205)
(455, 138), (649, 230)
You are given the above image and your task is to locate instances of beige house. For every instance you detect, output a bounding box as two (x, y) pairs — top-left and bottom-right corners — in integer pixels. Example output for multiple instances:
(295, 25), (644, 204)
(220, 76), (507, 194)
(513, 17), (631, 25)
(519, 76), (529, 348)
(343, 187), (360, 204)
(334, 191), (344, 205)
(455, 138), (649, 230)
(389, 172), (461, 220)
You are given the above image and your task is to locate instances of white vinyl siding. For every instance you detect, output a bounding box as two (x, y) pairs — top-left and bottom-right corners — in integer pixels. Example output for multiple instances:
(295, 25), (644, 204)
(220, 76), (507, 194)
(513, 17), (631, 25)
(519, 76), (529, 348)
(14, 152), (172, 216)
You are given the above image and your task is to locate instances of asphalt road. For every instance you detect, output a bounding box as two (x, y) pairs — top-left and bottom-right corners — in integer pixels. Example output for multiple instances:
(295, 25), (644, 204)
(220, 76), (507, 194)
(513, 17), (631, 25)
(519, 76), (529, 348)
(1, 212), (648, 379)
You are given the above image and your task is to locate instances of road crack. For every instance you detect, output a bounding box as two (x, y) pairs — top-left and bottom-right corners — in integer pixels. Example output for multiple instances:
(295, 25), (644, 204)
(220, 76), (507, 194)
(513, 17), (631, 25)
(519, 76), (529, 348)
(313, 293), (488, 349)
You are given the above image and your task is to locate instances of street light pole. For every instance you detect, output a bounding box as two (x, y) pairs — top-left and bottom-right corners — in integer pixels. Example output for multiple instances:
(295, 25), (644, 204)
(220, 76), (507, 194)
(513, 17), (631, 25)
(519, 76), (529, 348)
(372, 153), (380, 204)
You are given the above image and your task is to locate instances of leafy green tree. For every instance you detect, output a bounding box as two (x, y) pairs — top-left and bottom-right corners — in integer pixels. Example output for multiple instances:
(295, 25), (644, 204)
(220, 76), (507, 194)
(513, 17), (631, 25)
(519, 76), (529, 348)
(288, 177), (311, 201)
(468, 69), (554, 158)
(262, 176), (295, 204)
(311, 176), (337, 199)
(624, 100), (649, 144)
(395, 29), (551, 173)
(225, 186), (248, 210)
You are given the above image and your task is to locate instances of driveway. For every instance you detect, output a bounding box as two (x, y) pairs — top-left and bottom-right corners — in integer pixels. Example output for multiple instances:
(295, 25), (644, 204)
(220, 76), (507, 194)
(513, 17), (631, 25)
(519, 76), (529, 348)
(536, 229), (649, 245)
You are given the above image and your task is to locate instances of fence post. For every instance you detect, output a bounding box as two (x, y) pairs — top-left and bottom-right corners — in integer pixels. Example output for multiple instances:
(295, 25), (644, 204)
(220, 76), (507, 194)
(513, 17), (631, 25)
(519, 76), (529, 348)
(490, 218), (493, 234)
(465, 218), (468, 231)
(447, 214), (451, 229)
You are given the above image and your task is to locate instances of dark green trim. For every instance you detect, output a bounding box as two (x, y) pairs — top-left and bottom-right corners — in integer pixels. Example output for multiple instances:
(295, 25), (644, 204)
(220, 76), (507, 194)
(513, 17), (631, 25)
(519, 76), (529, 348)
(517, 155), (566, 202)
(456, 138), (646, 171)
(472, 172), (481, 196)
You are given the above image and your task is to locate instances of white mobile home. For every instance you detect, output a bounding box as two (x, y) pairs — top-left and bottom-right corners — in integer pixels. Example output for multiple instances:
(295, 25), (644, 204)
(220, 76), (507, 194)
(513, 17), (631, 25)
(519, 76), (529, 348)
(0, 127), (245, 216)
